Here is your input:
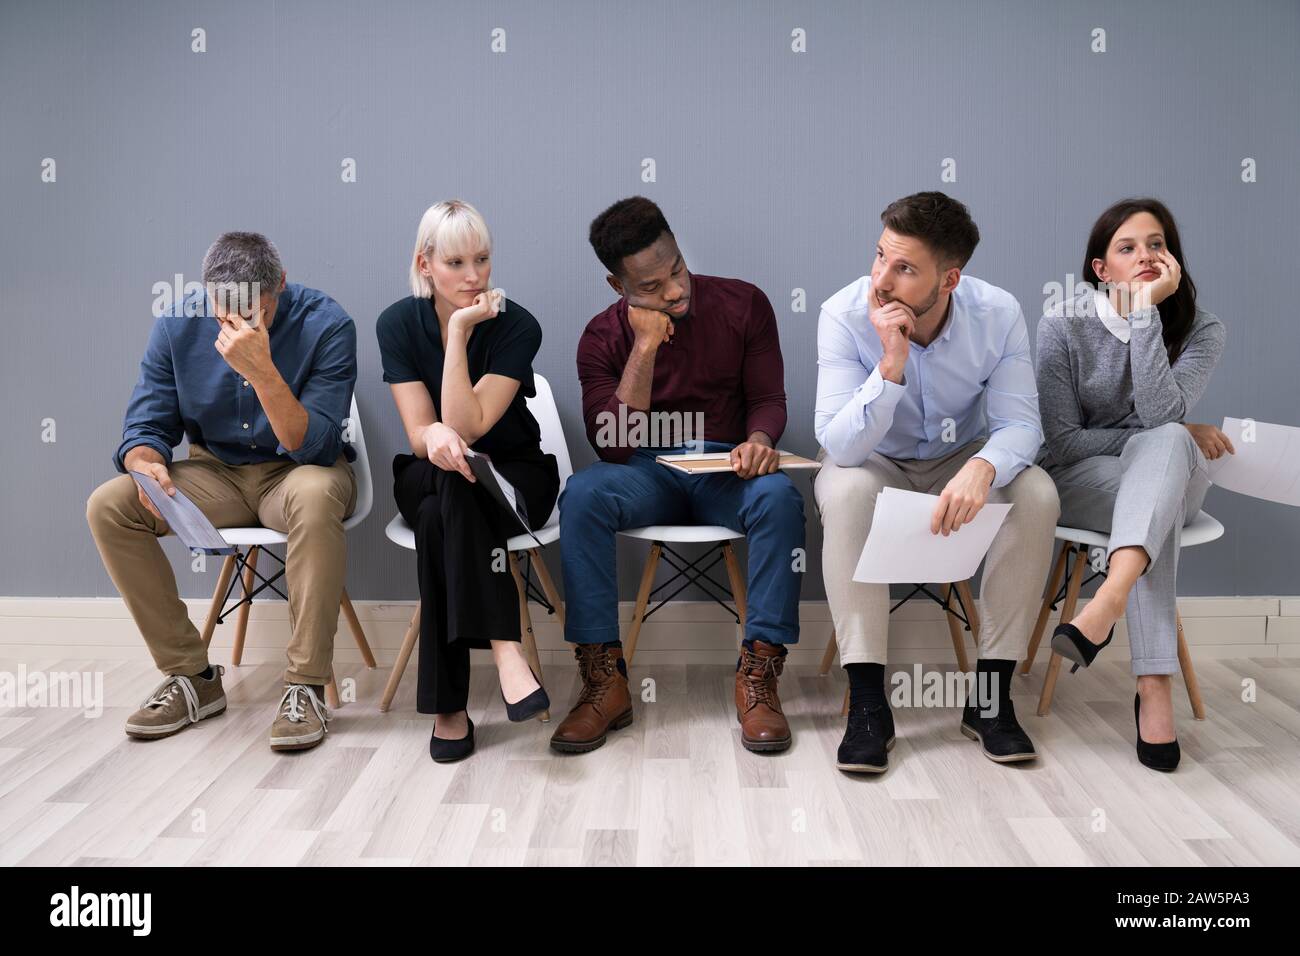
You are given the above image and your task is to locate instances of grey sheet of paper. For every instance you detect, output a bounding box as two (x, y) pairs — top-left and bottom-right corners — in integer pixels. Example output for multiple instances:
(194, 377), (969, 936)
(852, 487), (1013, 584)
(1207, 417), (1300, 507)
(464, 452), (531, 534)
(129, 471), (237, 555)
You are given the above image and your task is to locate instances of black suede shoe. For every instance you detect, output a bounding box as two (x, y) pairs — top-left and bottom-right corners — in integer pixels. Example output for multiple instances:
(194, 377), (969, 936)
(429, 716), (475, 763)
(501, 666), (550, 722)
(1135, 693), (1180, 772)
(836, 703), (896, 774)
(1051, 621), (1115, 673)
(960, 699), (1037, 763)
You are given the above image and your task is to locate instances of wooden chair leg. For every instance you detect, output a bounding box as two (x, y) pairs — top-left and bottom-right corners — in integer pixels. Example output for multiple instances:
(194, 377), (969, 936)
(201, 554), (238, 647)
(956, 580), (980, 642)
(624, 543), (662, 665)
(232, 546), (259, 666)
(509, 552), (549, 722)
(339, 589), (377, 668)
(819, 627), (839, 676)
(943, 583), (972, 672)
(1022, 542), (1069, 674)
(721, 541), (748, 652)
(1176, 610), (1206, 720)
(1037, 545), (1086, 716)
(529, 548), (566, 628)
(325, 672), (340, 709)
(379, 604), (420, 713)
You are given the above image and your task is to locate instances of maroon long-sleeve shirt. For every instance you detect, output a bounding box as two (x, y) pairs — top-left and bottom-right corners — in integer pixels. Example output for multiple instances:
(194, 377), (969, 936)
(576, 273), (788, 464)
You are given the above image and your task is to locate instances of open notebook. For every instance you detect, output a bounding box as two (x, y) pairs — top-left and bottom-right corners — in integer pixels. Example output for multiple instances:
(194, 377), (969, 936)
(655, 451), (821, 474)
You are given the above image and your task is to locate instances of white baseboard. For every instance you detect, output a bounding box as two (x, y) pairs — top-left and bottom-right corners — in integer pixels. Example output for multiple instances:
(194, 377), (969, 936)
(0, 595), (1296, 667)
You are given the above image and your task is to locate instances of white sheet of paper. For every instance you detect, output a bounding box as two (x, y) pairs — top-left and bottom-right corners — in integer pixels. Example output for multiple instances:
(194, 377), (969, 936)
(1206, 417), (1300, 507)
(852, 487), (1014, 584)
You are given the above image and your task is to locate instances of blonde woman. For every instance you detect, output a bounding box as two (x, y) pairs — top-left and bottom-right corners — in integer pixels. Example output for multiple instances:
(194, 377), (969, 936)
(377, 200), (559, 761)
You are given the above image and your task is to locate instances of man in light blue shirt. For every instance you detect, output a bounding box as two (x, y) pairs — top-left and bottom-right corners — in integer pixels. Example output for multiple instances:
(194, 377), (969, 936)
(813, 192), (1060, 773)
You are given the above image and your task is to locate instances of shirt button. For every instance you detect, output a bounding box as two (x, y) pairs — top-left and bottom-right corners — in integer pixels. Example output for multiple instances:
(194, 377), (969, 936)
(242, 423), (250, 429)
(242, 380), (250, 387)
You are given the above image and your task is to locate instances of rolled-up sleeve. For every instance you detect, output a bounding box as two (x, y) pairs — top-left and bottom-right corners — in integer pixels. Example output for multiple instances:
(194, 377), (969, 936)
(114, 317), (184, 473)
(276, 318), (357, 465)
(813, 307), (906, 466)
(971, 304), (1044, 488)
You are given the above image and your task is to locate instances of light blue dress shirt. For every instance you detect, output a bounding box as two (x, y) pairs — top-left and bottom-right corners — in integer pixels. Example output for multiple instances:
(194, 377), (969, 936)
(813, 274), (1043, 489)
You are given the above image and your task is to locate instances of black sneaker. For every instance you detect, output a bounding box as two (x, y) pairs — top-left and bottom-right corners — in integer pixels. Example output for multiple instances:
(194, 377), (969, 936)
(836, 702), (896, 773)
(960, 699), (1037, 763)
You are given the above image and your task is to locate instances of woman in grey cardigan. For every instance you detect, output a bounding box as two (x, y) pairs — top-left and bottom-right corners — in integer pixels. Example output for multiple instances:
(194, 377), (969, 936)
(1035, 198), (1232, 772)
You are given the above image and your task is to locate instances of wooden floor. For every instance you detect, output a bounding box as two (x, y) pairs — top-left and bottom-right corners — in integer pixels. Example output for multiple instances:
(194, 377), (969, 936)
(1, 654), (1298, 866)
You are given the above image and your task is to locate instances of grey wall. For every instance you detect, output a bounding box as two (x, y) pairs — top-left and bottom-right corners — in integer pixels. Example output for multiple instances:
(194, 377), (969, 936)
(3, 0), (1297, 604)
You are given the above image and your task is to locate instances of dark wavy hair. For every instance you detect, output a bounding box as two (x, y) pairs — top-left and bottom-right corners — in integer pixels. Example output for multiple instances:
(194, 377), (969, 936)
(880, 191), (980, 269)
(1082, 198), (1198, 362)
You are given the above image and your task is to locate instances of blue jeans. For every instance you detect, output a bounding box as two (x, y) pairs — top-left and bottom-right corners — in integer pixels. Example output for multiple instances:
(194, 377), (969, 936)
(558, 442), (806, 646)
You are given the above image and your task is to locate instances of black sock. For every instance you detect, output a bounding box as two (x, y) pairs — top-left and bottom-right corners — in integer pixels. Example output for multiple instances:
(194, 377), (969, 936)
(193, 666), (214, 681)
(974, 659), (1016, 716)
(845, 663), (886, 710)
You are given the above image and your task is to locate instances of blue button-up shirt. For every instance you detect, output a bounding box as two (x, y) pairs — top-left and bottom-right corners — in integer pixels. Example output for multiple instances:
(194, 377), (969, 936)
(114, 283), (358, 472)
(813, 274), (1042, 488)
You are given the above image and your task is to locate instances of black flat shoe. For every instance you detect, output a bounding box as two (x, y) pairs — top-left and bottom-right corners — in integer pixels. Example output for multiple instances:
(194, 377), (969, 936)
(429, 716), (475, 763)
(501, 667), (550, 722)
(1051, 621), (1115, 673)
(1134, 693), (1179, 772)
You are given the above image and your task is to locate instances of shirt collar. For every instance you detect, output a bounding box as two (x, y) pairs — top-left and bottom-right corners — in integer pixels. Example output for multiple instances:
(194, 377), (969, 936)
(1092, 289), (1131, 343)
(933, 291), (958, 345)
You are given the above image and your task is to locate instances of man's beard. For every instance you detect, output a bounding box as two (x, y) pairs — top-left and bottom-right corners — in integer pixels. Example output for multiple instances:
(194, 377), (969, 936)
(879, 280), (941, 321)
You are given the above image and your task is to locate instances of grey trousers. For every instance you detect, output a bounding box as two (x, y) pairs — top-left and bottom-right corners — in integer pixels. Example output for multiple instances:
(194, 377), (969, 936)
(1044, 422), (1211, 676)
(815, 439), (1062, 665)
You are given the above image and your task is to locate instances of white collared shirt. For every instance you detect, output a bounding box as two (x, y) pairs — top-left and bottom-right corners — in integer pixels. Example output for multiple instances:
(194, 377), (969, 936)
(813, 274), (1043, 488)
(1092, 290), (1131, 343)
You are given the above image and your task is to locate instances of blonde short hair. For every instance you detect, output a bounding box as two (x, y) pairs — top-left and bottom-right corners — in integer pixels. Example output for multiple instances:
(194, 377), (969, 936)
(409, 200), (493, 298)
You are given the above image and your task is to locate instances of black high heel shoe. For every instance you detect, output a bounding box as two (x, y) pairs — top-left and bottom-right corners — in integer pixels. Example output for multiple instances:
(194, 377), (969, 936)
(1134, 693), (1180, 772)
(1051, 621), (1115, 673)
(501, 667), (550, 722)
(429, 716), (475, 763)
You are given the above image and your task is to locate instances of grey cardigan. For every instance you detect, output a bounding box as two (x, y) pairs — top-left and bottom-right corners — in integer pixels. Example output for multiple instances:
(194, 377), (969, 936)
(1035, 290), (1226, 469)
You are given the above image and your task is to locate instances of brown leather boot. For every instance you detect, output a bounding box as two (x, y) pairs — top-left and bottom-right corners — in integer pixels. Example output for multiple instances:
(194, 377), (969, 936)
(735, 639), (792, 752)
(549, 643), (633, 753)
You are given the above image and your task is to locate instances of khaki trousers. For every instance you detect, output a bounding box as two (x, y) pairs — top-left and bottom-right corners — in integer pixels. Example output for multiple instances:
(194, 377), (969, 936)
(86, 444), (356, 685)
(814, 440), (1060, 665)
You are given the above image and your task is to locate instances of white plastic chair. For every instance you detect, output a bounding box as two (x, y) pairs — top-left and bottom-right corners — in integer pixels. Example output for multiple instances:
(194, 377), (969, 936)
(618, 523), (750, 664)
(379, 374), (571, 715)
(198, 395), (376, 708)
(1021, 510), (1225, 718)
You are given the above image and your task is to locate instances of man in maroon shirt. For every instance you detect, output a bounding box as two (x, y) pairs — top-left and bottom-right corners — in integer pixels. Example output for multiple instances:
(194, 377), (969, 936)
(552, 197), (806, 755)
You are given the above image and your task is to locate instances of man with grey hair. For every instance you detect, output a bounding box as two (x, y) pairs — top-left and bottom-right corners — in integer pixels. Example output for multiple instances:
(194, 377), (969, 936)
(86, 232), (359, 753)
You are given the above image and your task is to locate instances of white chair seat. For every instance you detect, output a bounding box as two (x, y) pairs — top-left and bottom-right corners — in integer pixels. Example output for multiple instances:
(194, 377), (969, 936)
(619, 524), (743, 543)
(219, 526), (291, 547)
(1054, 509), (1224, 551)
(384, 513), (558, 553)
